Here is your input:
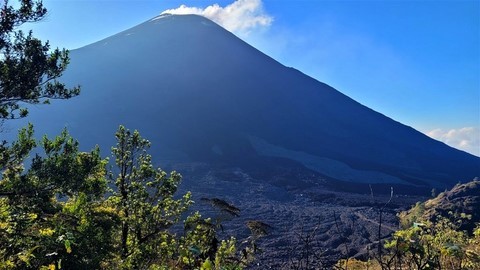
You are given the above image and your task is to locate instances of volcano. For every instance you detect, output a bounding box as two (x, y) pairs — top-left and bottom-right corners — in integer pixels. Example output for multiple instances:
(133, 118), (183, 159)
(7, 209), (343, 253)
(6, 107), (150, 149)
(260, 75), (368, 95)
(6, 14), (479, 190)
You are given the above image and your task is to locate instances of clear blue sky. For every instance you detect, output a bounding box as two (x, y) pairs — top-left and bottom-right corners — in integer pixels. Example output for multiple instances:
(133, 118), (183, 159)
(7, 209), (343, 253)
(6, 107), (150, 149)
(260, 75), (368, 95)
(24, 0), (479, 155)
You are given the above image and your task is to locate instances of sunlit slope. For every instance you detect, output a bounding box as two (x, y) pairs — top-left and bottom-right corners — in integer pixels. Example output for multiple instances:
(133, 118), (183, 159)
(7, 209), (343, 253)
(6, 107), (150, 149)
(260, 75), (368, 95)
(10, 14), (479, 188)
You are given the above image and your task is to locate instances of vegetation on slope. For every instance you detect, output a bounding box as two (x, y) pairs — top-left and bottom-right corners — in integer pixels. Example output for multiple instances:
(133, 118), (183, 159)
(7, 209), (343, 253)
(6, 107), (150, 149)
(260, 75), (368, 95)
(399, 179), (480, 233)
(334, 180), (480, 270)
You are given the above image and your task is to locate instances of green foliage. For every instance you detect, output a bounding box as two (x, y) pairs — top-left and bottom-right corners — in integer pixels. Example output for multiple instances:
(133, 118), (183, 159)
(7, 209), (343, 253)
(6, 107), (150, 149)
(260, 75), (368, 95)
(381, 216), (474, 270)
(0, 126), (112, 268)
(334, 221), (480, 270)
(335, 185), (480, 270)
(0, 125), (260, 269)
(465, 226), (480, 269)
(109, 125), (193, 269)
(400, 180), (480, 234)
(181, 211), (250, 270)
(0, 0), (79, 120)
(398, 201), (425, 229)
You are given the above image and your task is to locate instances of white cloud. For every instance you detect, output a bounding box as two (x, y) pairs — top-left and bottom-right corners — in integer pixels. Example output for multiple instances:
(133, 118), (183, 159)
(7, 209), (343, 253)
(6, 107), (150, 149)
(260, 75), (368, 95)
(426, 127), (480, 157)
(161, 0), (273, 35)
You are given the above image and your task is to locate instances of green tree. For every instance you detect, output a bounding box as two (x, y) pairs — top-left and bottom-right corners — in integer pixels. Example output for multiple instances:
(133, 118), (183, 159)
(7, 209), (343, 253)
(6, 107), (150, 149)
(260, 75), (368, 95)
(108, 126), (258, 269)
(109, 125), (193, 269)
(465, 225), (480, 269)
(1, 124), (258, 269)
(383, 217), (470, 270)
(0, 126), (114, 269)
(0, 0), (79, 121)
(0, 1), (109, 268)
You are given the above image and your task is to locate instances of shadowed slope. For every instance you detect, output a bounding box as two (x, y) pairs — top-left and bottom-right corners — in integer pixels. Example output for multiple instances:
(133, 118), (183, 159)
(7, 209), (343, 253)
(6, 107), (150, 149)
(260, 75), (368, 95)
(6, 14), (479, 188)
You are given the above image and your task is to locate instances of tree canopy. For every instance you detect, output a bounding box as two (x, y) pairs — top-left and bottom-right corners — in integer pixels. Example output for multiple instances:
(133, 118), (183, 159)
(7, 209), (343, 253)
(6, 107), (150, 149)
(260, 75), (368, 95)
(0, 0), (79, 121)
(0, 125), (261, 269)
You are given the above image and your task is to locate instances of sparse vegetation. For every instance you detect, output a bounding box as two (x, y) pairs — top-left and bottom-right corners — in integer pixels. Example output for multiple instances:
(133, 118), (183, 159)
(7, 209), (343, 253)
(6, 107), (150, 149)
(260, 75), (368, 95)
(332, 180), (480, 270)
(333, 219), (480, 270)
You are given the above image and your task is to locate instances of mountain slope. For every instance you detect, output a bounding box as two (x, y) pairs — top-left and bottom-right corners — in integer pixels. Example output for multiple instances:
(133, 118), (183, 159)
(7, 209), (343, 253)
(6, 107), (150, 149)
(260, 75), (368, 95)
(5, 14), (479, 188)
(399, 179), (480, 232)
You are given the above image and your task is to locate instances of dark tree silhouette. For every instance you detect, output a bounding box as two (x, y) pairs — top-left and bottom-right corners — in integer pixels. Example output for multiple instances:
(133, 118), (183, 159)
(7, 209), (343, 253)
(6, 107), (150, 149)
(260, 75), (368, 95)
(0, 0), (79, 121)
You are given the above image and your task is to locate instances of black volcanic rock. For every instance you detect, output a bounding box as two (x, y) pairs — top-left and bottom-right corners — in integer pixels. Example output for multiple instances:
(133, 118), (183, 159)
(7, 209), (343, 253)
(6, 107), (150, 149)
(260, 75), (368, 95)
(4, 14), (479, 188)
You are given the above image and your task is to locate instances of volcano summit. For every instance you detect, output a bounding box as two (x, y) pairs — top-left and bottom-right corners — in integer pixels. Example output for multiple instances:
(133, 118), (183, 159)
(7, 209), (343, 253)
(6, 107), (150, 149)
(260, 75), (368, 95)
(7, 14), (479, 190)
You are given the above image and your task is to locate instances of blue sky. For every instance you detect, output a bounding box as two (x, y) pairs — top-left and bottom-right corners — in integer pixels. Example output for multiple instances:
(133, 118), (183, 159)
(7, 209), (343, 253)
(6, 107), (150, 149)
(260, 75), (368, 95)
(25, 0), (479, 155)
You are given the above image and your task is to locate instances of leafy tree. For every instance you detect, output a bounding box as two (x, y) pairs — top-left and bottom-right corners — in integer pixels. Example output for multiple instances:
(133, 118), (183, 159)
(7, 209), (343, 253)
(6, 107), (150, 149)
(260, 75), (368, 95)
(0, 125), (113, 269)
(0, 125), (258, 269)
(108, 126), (259, 269)
(108, 125), (193, 269)
(0, 1), (109, 268)
(465, 225), (480, 269)
(382, 217), (470, 270)
(0, 0), (79, 121)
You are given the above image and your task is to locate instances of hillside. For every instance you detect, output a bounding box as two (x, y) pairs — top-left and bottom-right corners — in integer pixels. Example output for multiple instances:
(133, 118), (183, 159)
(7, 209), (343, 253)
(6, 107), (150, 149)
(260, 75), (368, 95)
(3, 14), (479, 192)
(399, 179), (480, 233)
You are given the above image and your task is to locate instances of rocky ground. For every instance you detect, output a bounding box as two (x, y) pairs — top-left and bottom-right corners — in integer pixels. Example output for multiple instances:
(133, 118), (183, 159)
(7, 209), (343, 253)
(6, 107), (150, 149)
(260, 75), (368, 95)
(172, 163), (427, 269)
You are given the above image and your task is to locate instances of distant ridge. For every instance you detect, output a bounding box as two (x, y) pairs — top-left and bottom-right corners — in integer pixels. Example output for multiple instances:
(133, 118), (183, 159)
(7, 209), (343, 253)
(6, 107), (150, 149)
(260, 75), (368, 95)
(6, 14), (479, 189)
(399, 179), (480, 232)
